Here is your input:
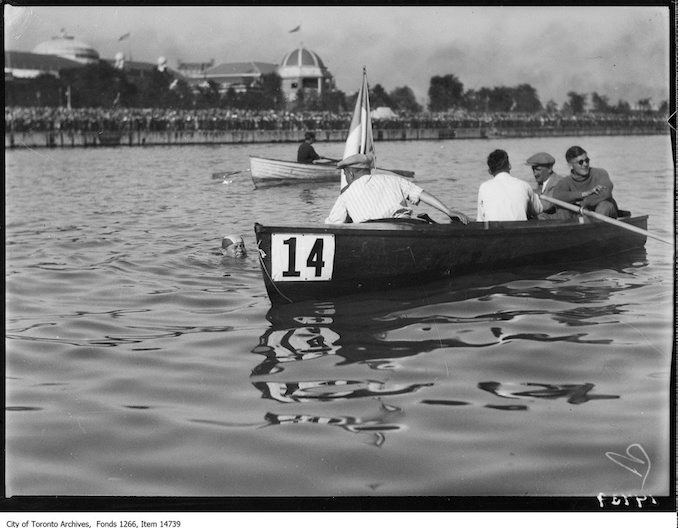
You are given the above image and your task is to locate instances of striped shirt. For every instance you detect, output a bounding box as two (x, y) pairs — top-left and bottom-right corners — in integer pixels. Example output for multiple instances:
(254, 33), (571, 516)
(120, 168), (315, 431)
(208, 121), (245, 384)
(325, 173), (423, 224)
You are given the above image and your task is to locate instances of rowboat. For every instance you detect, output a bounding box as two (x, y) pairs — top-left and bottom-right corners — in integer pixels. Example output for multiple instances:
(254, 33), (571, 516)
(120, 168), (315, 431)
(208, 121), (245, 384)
(254, 212), (649, 305)
(248, 68), (414, 190)
(249, 156), (341, 189)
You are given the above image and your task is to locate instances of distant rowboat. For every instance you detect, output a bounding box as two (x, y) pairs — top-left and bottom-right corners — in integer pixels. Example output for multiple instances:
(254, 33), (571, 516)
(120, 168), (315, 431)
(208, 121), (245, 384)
(249, 156), (340, 189)
(249, 69), (414, 189)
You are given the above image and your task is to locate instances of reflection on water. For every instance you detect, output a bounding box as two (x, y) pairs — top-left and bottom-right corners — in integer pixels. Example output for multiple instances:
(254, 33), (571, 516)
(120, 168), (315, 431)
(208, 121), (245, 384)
(264, 398), (406, 447)
(252, 326), (341, 375)
(254, 379), (432, 403)
(477, 381), (619, 404)
(250, 248), (646, 447)
(6, 137), (671, 497)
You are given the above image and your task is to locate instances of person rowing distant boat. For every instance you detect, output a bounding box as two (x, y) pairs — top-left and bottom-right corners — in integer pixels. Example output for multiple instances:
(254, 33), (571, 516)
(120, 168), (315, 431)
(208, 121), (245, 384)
(324, 153), (469, 224)
(297, 131), (332, 164)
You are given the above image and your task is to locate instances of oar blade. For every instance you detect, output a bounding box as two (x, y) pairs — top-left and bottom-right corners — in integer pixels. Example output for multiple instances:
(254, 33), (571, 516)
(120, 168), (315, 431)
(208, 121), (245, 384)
(212, 169), (248, 179)
(387, 169), (415, 179)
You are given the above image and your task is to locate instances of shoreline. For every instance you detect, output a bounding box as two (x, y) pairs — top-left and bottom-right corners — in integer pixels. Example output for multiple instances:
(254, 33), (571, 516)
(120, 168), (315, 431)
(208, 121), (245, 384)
(5, 124), (668, 149)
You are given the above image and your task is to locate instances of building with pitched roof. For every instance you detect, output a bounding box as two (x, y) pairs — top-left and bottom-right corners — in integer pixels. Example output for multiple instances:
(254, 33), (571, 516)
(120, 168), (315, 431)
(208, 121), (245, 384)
(107, 53), (185, 83)
(6, 34), (335, 107)
(177, 47), (334, 102)
(5, 50), (83, 80)
(176, 59), (215, 79)
(196, 61), (278, 93)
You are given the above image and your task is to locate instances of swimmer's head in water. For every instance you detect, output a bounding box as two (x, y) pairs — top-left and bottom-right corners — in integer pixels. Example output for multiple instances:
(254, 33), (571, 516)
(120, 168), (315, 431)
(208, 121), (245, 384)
(221, 234), (247, 258)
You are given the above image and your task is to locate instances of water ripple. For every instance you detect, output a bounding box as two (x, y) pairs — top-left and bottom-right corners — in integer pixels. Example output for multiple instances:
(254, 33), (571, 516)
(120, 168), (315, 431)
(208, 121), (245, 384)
(5, 138), (672, 497)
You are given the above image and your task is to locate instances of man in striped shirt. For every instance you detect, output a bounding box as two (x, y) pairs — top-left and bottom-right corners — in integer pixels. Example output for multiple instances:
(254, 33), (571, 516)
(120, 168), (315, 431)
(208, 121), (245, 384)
(325, 153), (469, 224)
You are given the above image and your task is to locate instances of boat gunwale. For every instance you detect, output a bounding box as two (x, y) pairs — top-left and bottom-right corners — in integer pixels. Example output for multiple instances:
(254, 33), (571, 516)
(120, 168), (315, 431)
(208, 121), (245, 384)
(249, 155), (340, 170)
(254, 215), (649, 238)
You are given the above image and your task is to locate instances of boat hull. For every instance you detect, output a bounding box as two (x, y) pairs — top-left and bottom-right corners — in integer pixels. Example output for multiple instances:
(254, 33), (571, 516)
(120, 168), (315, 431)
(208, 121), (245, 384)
(254, 215), (649, 304)
(249, 156), (340, 188)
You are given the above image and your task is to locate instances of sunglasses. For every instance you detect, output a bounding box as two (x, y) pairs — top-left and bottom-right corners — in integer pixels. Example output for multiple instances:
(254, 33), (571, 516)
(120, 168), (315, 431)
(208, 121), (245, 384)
(575, 158), (591, 166)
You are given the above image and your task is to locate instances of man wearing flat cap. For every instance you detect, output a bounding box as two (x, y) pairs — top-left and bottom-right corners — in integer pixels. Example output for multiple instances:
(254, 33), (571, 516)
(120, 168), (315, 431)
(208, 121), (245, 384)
(325, 153), (469, 224)
(526, 151), (564, 219)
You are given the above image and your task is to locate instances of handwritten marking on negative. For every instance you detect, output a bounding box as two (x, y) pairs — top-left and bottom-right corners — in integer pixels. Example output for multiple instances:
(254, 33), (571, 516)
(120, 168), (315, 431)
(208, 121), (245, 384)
(596, 493), (656, 508)
(605, 443), (651, 489)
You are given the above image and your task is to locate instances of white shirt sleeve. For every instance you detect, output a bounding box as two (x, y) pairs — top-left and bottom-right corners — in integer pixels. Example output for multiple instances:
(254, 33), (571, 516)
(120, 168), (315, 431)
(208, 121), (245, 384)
(324, 196), (349, 224)
(401, 179), (423, 205)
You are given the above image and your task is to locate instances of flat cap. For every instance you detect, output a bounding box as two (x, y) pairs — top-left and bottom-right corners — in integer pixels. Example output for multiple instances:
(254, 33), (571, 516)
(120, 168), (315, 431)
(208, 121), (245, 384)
(525, 152), (555, 166)
(337, 153), (374, 169)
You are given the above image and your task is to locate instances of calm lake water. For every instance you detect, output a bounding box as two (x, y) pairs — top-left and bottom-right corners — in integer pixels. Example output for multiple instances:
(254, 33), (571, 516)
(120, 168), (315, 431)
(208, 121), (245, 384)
(5, 135), (674, 504)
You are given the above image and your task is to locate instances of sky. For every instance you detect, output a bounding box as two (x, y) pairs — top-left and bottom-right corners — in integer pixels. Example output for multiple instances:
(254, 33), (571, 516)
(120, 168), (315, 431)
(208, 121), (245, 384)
(4, 5), (671, 108)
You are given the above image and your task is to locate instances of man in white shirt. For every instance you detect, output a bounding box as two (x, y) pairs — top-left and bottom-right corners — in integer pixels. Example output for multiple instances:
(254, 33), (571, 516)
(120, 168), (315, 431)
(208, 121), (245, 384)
(477, 149), (543, 221)
(325, 153), (469, 224)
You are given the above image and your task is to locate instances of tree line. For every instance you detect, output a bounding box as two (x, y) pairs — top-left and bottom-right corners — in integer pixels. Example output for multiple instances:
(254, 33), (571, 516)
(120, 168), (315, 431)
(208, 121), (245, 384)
(4, 61), (667, 116)
(425, 73), (666, 115)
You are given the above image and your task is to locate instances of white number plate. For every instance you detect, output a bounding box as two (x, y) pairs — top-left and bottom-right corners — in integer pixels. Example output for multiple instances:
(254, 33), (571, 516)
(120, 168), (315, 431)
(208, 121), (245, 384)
(271, 234), (335, 281)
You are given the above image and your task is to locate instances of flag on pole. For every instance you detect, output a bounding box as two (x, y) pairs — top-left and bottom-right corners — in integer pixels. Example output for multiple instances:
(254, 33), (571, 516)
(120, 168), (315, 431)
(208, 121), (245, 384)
(340, 67), (375, 191)
(289, 25), (301, 33)
(118, 32), (131, 41)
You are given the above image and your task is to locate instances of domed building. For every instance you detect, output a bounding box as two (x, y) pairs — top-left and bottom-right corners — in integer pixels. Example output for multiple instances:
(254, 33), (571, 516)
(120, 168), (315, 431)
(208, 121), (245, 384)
(278, 46), (334, 102)
(32, 29), (99, 64)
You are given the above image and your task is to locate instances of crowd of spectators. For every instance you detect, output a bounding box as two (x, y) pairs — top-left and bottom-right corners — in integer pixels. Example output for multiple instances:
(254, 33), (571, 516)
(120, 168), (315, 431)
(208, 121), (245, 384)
(5, 106), (666, 134)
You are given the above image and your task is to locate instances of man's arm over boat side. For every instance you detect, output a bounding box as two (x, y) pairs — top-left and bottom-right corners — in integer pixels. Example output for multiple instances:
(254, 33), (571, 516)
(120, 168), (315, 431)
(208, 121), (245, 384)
(325, 195), (349, 224)
(419, 191), (470, 223)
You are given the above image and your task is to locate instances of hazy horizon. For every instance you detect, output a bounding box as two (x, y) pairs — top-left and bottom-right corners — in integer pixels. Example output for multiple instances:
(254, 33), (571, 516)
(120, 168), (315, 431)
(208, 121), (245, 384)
(4, 5), (671, 108)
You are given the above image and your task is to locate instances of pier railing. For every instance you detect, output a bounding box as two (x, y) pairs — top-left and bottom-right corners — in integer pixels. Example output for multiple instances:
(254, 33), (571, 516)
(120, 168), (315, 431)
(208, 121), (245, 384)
(5, 122), (669, 149)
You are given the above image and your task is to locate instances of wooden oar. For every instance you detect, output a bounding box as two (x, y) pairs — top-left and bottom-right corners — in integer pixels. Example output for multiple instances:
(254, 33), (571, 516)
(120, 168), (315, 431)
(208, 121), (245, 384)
(212, 169), (249, 179)
(321, 157), (415, 179)
(380, 167), (415, 179)
(540, 195), (672, 245)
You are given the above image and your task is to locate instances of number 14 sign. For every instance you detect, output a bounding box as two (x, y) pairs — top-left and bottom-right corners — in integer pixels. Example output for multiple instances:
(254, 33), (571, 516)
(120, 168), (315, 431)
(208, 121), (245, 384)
(271, 234), (335, 281)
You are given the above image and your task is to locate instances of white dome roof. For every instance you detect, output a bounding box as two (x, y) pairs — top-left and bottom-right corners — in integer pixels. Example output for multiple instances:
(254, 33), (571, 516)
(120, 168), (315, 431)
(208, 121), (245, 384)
(33, 32), (99, 64)
(278, 47), (328, 79)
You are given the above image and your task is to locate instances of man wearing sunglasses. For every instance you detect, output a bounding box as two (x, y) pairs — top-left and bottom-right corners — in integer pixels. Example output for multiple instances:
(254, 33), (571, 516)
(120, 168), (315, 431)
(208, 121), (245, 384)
(552, 145), (618, 218)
